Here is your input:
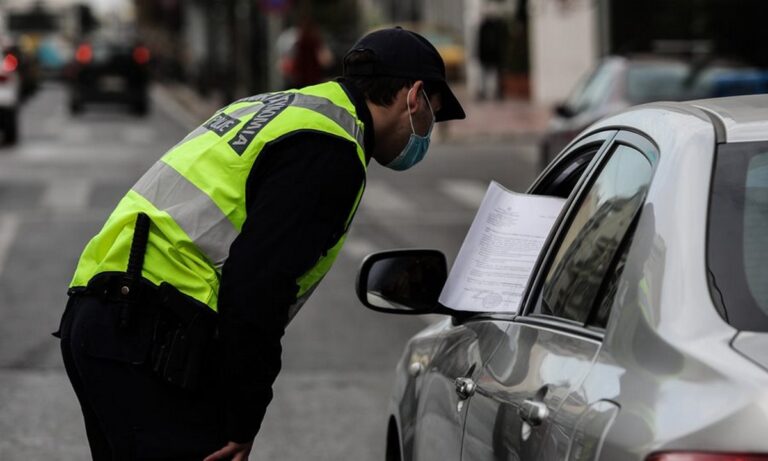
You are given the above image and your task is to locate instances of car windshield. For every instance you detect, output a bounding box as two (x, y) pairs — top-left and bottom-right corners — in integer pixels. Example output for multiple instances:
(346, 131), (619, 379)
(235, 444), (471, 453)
(562, 60), (620, 115)
(91, 42), (131, 64)
(708, 141), (768, 331)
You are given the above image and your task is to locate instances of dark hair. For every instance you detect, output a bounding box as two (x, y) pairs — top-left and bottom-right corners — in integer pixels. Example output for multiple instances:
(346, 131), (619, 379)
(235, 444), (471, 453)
(343, 50), (437, 107)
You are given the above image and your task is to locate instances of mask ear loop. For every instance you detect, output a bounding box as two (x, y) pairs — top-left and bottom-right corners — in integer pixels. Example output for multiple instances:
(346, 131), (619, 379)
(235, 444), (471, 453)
(407, 86), (436, 135)
(421, 89), (435, 136)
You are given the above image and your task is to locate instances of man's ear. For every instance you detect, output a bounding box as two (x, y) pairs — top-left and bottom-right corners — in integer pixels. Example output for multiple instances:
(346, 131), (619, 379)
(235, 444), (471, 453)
(406, 80), (425, 115)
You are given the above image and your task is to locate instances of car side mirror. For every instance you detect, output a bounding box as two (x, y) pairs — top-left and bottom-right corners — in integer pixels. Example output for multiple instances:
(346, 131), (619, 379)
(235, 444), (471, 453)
(356, 249), (449, 315)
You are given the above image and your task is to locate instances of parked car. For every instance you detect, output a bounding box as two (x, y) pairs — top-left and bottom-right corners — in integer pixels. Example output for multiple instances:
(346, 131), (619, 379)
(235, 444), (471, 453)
(68, 36), (150, 115)
(358, 95), (768, 460)
(0, 44), (22, 145)
(541, 55), (768, 165)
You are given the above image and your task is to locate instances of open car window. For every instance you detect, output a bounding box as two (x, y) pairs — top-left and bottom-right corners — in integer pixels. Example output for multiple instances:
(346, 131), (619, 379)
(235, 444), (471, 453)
(529, 130), (618, 199)
(526, 131), (658, 332)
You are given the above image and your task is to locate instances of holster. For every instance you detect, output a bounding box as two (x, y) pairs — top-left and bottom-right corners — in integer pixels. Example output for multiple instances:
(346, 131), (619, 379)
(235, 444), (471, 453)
(150, 282), (218, 392)
(78, 213), (218, 393)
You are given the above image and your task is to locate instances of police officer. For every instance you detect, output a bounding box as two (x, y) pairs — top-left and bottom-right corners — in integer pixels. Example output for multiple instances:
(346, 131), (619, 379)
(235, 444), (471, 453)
(56, 27), (465, 460)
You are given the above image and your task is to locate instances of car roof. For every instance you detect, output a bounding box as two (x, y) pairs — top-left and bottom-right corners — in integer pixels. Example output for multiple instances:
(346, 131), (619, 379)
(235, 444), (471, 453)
(690, 95), (768, 143)
(588, 94), (768, 144)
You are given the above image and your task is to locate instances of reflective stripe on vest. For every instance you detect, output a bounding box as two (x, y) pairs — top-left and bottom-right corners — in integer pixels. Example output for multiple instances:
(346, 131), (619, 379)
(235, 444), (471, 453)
(70, 81), (367, 311)
(132, 161), (238, 269)
(176, 93), (364, 151)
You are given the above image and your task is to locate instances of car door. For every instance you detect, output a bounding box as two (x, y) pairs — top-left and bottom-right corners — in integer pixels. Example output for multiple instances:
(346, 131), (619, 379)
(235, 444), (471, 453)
(460, 130), (658, 461)
(408, 319), (508, 461)
(408, 131), (618, 461)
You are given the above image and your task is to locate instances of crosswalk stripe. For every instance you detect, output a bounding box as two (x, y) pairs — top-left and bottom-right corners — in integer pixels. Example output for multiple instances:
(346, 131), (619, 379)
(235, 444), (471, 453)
(0, 214), (20, 277)
(41, 180), (92, 210)
(361, 182), (416, 214)
(439, 179), (489, 209)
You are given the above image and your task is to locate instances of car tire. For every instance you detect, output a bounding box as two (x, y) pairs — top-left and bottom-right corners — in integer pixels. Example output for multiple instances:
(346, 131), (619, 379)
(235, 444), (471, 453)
(2, 109), (18, 146)
(70, 99), (83, 115)
(132, 96), (149, 117)
(132, 103), (148, 117)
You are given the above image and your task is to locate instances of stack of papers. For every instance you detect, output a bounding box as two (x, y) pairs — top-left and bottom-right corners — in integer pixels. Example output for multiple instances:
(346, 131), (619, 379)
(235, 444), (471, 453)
(438, 181), (565, 314)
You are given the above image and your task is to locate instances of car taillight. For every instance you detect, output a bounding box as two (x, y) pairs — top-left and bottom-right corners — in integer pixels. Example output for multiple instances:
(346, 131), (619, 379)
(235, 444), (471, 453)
(75, 44), (92, 64)
(133, 46), (150, 65)
(648, 453), (768, 461)
(3, 53), (18, 73)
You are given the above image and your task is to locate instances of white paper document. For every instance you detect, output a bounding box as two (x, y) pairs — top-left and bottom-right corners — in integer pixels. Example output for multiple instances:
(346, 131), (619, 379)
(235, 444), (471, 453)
(439, 181), (565, 313)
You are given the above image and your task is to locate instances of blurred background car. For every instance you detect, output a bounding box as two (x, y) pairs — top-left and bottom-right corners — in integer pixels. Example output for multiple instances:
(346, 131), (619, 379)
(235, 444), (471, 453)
(67, 35), (150, 115)
(540, 55), (768, 164)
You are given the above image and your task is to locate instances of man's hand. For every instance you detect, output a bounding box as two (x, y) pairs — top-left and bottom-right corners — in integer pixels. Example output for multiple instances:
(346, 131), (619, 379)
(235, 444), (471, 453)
(204, 440), (253, 461)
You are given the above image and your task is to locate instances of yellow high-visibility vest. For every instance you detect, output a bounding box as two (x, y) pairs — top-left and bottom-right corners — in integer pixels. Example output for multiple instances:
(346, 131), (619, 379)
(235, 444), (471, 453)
(71, 81), (367, 316)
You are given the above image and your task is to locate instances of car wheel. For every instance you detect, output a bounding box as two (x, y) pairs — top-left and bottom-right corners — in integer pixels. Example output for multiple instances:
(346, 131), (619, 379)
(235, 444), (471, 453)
(2, 109), (18, 146)
(70, 99), (83, 115)
(132, 97), (149, 117)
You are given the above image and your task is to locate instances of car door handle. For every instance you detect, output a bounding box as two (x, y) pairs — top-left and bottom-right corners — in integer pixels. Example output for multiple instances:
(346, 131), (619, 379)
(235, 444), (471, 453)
(518, 399), (549, 426)
(454, 377), (476, 400)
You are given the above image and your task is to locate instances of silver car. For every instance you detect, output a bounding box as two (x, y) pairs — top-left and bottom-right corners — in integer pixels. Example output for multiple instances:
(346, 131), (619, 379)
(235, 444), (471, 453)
(357, 95), (768, 461)
(540, 55), (768, 165)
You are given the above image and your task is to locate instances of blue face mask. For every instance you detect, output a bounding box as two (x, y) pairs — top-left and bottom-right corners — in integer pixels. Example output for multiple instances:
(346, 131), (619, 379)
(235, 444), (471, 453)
(385, 88), (435, 171)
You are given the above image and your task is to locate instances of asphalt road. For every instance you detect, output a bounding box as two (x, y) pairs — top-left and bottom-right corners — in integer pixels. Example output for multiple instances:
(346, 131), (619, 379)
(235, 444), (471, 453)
(0, 83), (541, 460)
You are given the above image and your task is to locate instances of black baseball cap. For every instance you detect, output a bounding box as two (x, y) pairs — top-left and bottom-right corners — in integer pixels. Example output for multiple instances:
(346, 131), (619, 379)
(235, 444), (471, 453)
(343, 27), (466, 122)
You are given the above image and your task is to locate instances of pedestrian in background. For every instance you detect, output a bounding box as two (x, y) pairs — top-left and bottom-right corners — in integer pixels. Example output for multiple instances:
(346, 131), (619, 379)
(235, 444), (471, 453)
(55, 26), (464, 460)
(477, 14), (508, 100)
(292, 18), (335, 87)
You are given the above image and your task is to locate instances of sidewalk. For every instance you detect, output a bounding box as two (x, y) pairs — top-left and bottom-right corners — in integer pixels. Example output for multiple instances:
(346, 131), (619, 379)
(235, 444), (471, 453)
(435, 82), (551, 143)
(157, 81), (551, 143)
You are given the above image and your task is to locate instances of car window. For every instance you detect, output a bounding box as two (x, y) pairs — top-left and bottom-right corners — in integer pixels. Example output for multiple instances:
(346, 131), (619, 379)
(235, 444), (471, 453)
(91, 42), (132, 64)
(530, 131), (618, 199)
(534, 143), (653, 324)
(535, 149), (597, 198)
(708, 142), (768, 330)
(626, 63), (768, 104)
(626, 63), (690, 103)
(563, 60), (620, 114)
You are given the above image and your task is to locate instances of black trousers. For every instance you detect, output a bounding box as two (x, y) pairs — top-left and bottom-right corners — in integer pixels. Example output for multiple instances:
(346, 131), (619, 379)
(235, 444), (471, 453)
(58, 294), (227, 460)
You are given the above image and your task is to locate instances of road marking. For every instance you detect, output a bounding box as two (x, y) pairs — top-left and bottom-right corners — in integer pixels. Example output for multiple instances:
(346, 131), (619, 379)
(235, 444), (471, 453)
(0, 214), (20, 277)
(60, 125), (92, 144)
(361, 182), (416, 214)
(41, 180), (92, 210)
(343, 237), (378, 260)
(122, 126), (155, 144)
(440, 179), (489, 209)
